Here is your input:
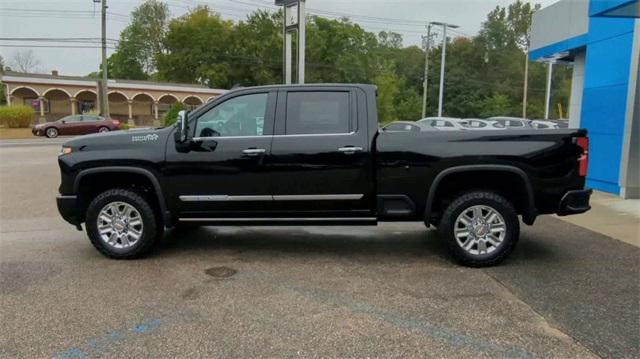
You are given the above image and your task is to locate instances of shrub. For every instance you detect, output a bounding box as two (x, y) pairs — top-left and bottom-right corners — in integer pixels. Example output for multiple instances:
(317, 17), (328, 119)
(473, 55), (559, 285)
(164, 102), (186, 127)
(0, 105), (35, 128)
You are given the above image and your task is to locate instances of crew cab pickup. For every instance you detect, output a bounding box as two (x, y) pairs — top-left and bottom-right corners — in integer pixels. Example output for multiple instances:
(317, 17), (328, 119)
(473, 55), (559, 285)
(57, 84), (591, 266)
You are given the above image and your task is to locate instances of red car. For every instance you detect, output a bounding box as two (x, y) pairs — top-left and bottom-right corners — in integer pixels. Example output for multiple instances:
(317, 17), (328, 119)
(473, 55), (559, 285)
(32, 114), (121, 138)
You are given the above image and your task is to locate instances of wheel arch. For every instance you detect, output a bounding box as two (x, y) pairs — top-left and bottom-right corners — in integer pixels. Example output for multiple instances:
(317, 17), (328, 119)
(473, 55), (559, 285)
(424, 165), (536, 226)
(74, 167), (169, 224)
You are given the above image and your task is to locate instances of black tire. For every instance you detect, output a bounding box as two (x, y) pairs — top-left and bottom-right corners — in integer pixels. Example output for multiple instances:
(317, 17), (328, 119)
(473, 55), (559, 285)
(98, 126), (110, 133)
(85, 188), (163, 259)
(45, 127), (58, 138)
(439, 191), (519, 267)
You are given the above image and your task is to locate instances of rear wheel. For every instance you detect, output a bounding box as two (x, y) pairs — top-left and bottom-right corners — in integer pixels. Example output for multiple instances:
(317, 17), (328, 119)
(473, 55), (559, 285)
(439, 191), (519, 267)
(85, 188), (162, 259)
(45, 127), (58, 138)
(98, 126), (110, 133)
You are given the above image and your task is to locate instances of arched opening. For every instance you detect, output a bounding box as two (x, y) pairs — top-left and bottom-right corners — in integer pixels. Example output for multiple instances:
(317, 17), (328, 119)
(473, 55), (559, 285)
(131, 93), (155, 126)
(158, 94), (178, 119)
(75, 90), (98, 114)
(108, 92), (129, 121)
(43, 89), (71, 122)
(183, 96), (203, 111)
(10, 87), (40, 113)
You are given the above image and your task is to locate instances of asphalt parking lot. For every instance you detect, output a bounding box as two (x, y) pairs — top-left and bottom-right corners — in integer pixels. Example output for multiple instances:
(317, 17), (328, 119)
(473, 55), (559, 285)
(0, 140), (638, 358)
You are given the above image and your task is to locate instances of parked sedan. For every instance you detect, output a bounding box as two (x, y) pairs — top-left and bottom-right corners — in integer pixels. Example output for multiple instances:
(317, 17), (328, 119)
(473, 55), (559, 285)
(32, 114), (121, 138)
(381, 121), (425, 132)
(487, 116), (532, 129)
(531, 120), (560, 129)
(462, 119), (506, 130)
(416, 117), (466, 131)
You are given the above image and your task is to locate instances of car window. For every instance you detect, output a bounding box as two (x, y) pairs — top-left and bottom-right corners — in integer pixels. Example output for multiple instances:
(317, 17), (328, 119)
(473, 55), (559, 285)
(285, 92), (350, 135)
(444, 121), (454, 127)
(195, 93), (268, 138)
(385, 124), (402, 131)
(82, 115), (102, 122)
(62, 115), (81, 123)
(470, 121), (486, 128)
(509, 120), (524, 127)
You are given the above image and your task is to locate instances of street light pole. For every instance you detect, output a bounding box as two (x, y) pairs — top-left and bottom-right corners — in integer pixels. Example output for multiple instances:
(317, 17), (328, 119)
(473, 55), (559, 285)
(421, 24), (432, 118)
(523, 43), (529, 118)
(432, 21), (459, 117)
(100, 0), (109, 117)
(544, 61), (553, 119)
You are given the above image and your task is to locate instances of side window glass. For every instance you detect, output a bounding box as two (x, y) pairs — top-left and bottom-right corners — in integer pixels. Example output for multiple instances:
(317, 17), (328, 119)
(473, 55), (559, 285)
(194, 93), (268, 138)
(285, 92), (350, 135)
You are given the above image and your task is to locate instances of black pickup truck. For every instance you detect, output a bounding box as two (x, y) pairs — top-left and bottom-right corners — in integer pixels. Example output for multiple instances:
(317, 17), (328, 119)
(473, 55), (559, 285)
(57, 84), (591, 266)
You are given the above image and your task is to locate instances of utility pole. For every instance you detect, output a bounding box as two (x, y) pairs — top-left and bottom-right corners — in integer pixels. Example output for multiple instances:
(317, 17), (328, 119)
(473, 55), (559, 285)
(421, 24), (432, 118)
(522, 43), (529, 118)
(100, 0), (109, 117)
(432, 21), (459, 117)
(544, 61), (553, 119)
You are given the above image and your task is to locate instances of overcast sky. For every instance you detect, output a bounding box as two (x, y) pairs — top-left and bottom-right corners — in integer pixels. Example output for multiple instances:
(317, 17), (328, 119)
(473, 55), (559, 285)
(0, 0), (559, 76)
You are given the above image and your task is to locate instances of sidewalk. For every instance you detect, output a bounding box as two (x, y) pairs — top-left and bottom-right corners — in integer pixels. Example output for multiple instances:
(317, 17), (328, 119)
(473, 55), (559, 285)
(556, 191), (640, 247)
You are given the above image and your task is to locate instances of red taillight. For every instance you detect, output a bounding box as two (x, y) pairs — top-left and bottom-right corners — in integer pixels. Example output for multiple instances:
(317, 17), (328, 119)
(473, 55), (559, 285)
(576, 137), (589, 177)
(112, 120), (120, 125)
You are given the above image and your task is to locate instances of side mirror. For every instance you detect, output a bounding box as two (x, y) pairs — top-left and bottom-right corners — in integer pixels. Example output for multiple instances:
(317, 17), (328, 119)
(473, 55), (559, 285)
(174, 110), (189, 143)
(61, 120), (66, 124)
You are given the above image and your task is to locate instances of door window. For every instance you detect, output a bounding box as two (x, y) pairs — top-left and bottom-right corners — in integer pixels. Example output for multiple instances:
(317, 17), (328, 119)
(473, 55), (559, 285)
(194, 93), (268, 138)
(285, 92), (350, 135)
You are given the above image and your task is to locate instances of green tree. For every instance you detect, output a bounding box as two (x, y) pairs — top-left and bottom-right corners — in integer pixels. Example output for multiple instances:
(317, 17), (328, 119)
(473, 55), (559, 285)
(109, 0), (169, 80)
(164, 102), (185, 126)
(157, 7), (234, 87)
(374, 61), (399, 124)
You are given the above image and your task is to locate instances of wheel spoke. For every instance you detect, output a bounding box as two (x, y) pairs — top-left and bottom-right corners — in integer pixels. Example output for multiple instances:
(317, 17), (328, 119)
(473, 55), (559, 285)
(472, 206), (482, 220)
(491, 224), (505, 234)
(464, 238), (476, 251)
(120, 235), (130, 247)
(486, 234), (500, 246)
(478, 240), (487, 254)
(455, 230), (470, 239)
(485, 210), (497, 223)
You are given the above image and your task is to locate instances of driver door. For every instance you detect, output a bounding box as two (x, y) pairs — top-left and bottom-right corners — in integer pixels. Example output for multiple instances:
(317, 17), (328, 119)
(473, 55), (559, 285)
(164, 90), (276, 219)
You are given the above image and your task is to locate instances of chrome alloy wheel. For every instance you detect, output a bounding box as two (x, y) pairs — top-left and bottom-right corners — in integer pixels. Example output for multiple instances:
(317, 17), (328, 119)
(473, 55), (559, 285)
(97, 201), (143, 249)
(454, 205), (506, 255)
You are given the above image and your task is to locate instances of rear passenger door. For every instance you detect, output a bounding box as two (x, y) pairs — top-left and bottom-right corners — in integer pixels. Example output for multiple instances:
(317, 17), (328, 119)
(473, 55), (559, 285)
(268, 87), (374, 220)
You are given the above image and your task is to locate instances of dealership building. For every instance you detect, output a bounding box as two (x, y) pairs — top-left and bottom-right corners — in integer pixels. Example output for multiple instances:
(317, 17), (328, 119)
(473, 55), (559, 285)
(530, 0), (639, 198)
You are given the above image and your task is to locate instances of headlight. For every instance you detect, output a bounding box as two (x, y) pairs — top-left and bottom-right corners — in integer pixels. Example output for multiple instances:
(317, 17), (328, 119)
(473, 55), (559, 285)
(59, 146), (72, 156)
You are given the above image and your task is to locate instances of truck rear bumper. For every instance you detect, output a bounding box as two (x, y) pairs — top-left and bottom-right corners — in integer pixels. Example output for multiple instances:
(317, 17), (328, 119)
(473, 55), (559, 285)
(57, 195), (82, 229)
(557, 189), (592, 216)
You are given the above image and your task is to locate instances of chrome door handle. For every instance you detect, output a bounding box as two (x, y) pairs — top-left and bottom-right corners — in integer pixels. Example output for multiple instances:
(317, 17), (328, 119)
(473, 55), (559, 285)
(242, 148), (266, 156)
(338, 146), (363, 154)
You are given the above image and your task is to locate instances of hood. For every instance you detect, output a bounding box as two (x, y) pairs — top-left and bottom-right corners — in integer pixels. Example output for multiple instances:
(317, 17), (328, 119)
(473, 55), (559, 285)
(63, 126), (173, 151)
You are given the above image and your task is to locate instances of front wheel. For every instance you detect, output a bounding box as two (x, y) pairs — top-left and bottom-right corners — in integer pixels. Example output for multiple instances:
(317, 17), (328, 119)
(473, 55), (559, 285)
(439, 191), (519, 267)
(85, 188), (162, 259)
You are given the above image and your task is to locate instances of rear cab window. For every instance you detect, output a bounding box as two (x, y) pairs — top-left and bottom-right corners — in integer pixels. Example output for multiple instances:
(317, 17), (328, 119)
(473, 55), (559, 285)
(284, 91), (352, 135)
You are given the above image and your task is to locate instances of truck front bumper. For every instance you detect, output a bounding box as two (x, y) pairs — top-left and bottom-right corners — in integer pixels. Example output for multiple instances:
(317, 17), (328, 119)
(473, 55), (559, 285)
(56, 195), (82, 229)
(557, 189), (592, 216)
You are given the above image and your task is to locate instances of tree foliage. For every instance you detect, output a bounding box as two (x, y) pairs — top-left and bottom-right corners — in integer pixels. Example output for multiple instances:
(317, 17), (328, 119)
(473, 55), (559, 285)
(100, 0), (571, 122)
(109, 0), (169, 80)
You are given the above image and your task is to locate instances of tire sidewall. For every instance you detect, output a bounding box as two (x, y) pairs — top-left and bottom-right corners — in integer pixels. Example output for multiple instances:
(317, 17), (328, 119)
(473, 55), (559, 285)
(440, 192), (519, 266)
(85, 189), (157, 258)
(98, 126), (110, 133)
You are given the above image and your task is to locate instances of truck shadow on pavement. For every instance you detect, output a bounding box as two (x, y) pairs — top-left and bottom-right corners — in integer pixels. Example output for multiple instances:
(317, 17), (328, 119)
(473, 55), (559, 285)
(157, 226), (454, 264)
